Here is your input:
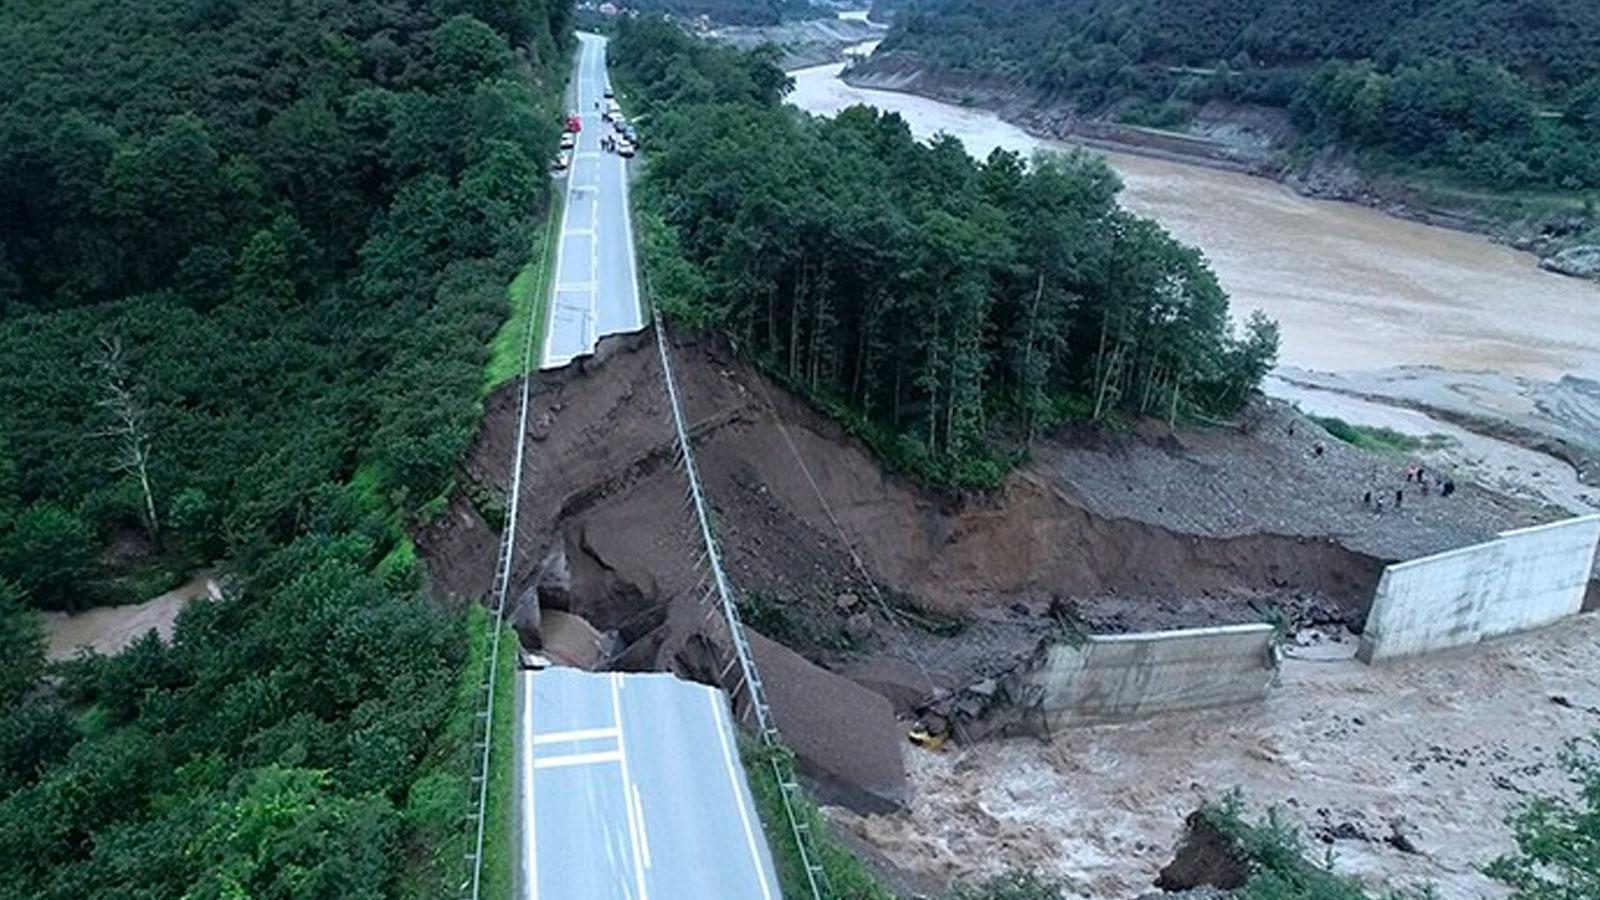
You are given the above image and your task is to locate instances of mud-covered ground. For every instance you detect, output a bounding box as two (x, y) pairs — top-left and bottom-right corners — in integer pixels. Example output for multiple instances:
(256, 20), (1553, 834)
(833, 614), (1600, 900)
(1036, 398), (1542, 563)
(421, 331), (1534, 695)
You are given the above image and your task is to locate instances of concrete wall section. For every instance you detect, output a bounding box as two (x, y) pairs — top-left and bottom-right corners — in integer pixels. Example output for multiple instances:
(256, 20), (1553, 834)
(1033, 624), (1278, 726)
(1496, 518), (1600, 634)
(1359, 515), (1600, 662)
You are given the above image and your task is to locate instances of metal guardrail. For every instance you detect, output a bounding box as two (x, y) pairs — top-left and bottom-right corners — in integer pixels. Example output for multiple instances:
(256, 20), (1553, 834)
(649, 302), (830, 900)
(461, 202), (559, 900)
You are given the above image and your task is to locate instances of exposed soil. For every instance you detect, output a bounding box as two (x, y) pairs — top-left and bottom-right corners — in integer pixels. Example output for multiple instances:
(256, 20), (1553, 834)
(1036, 400), (1544, 563)
(425, 326), (1574, 692)
(424, 330), (1537, 697)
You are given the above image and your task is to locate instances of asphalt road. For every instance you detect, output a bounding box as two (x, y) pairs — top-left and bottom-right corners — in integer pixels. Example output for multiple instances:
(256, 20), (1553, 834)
(542, 32), (644, 369)
(518, 668), (783, 900)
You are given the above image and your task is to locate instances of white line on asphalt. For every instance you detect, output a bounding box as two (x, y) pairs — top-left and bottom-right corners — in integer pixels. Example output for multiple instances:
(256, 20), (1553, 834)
(522, 675), (539, 900)
(618, 133), (642, 330)
(555, 282), (598, 292)
(610, 674), (650, 900)
(588, 177), (600, 351)
(709, 690), (776, 900)
(532, 726), (619, 746)
(532, 749), (623, 770)
(631, 782), (653, 870)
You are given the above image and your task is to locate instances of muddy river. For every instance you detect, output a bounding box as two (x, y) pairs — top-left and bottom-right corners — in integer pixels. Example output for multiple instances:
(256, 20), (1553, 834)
(787, 59), (1600, 381)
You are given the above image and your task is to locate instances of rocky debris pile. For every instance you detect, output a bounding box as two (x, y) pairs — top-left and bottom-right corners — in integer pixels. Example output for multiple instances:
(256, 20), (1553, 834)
(1033, 397), (1543, 564)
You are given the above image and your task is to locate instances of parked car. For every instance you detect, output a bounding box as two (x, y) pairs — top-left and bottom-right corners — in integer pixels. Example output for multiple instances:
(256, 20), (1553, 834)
(559, 132), (575, 150)
(616, 139), (635, 158)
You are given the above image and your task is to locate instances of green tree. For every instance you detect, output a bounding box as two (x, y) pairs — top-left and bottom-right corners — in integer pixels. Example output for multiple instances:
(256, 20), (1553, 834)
(433, 14), (515, 87)
(0, 577), (45, 704)
(182, 767), (398, 900)
(0, 502), (97, 610)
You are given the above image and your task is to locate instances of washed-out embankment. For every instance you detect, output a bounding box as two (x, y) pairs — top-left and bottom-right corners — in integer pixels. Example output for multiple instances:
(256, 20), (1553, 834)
(415, 327), (1575, 814)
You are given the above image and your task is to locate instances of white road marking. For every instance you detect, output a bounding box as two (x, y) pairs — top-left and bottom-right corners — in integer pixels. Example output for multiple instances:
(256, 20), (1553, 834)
(618, 124), (642, 330)
(709, 690), (776, 900)
(522, 676), (539, 900)
(532, 749), (623, 770)
(532, 726), (618, 746)
(610, 674), (650, 900)
(631, 782), (653, 870)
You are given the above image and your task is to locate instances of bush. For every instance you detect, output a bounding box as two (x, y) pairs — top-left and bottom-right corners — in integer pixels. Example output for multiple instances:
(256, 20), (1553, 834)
(0, 577), (45, 704)
(0, 503), (98, 610)
(1486, 733), (1600, 900)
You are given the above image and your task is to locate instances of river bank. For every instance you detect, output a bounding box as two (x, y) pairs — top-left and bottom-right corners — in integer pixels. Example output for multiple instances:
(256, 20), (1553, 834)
(840, 52), (1599, 276)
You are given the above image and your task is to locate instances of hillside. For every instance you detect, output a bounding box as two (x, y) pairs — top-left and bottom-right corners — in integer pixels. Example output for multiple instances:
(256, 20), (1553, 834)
(613, 16), (1280, 491)
(866, 0), (1600, 197)
(0, 0), (571, 896)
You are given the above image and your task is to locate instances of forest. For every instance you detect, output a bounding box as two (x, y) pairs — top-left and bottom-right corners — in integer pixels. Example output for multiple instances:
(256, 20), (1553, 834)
(872, 0), (1600, 192)
(612, 16), (1278, 488)
(0, 0), (570, 896)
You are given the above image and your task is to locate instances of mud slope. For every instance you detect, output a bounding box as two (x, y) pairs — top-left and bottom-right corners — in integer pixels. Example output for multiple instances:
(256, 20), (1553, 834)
(424, 329), (1419, 680)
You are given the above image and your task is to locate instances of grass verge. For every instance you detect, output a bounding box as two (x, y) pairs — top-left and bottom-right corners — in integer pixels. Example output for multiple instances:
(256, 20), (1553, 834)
(1311, 415), (1423, 455)
(483, 193), (564, 394)
(479, 612), (518, 900)
(396, 605), (516, 900)
(740, 739), (894, 900)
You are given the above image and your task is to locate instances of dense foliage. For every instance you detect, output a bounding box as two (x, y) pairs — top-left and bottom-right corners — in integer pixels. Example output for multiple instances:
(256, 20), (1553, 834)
(614, 17), (1276, 488)
(875, 0), (1600, 191)
(0, 0), (568, 604)
(0, 0), (571, 895)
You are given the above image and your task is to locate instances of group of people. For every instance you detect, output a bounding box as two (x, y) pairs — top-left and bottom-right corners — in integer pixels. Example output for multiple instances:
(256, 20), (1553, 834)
(601, 134), (618, 153)
(1363, 462), (1456, 513)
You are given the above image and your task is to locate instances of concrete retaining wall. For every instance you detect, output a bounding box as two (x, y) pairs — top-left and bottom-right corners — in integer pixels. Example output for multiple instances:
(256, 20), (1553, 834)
(1032, 623), (1278, 726)
(1359, 515), (1600, 662)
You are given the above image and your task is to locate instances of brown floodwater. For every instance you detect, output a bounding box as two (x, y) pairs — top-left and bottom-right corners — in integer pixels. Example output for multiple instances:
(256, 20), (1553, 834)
(788, 60), (1600, 380)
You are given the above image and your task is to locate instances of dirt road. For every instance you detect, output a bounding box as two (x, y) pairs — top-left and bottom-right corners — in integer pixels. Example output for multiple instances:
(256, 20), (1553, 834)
(834, 616), (1600, 899)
